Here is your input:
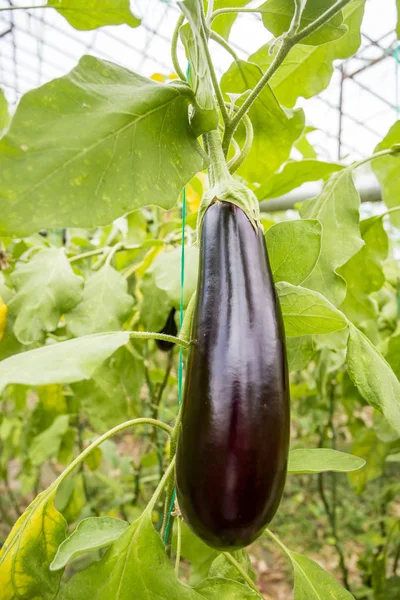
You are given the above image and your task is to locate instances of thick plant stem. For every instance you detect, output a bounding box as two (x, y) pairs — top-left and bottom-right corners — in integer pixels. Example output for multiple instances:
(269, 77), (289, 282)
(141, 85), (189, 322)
(352, 146), (400, 169)
(171, 14), (186, 80)
(130, 331), (190, 349)
(204, 129), (231, 186)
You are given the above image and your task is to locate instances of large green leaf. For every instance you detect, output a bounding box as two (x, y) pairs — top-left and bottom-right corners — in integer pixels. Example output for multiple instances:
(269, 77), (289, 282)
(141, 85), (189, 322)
(0, 56), (207, 237)
(0, 331), (130, 394)
(47, 0), (140, 30)
(0, 88), (10, 135)
(9, 248), (83, 344)
(249, 1), (365, 107)
(259, 0), (347, 46)
(220, 61), (305, 181)
(195, 578), (261, 599)
(179, 1), (219, 135)
(300, 169), (363, 306)
(151, 245), (199, 308)
(347, 323), (400, 433)
(268, 533), (355, 599)
(139, 272), (171, 332)
(211, 0), (252, 40)
(72, 346), (145, 430)
(29, 414), (70, 466)
(51, 517), (129, 571)
(286, 335), (314, 371)
(338, 216), (388, 323)
(277, 282), (348, 336)
(266, 219), (321, 285)
(288, 448), (365, 474)
(0, 487), (66, 599)
(348, 429), (389, 494)
(256, 159), (344, 201)
(66, 265), (133, 337)
(290, 551), (354, 599)
(372, 120), (400, 227)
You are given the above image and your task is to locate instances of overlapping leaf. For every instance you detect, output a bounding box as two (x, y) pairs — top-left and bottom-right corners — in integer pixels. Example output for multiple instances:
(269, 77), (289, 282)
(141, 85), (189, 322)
(0, 331), (130, 394)
(9, 248), (83, 344)
(256, 159), (343, 201)
(339, 216), (388, 323)
(66, 265), (133, 337)
(372, 120), (400, 227)
(221, 61), (305, 181)
(300, 169), (364, 306)
(277, 282), (348, 336)
(266, 219), (321, 285)
(347, 323), (400, 433)
(0, 56), (207, 236)
(348, 429), (389, 494)
(0, 89), (10, 135)
(47, 0), (140, 30)
(0, 487), (66, 600)
(259, 0), (347, 45)
(248, 1), (365, 107)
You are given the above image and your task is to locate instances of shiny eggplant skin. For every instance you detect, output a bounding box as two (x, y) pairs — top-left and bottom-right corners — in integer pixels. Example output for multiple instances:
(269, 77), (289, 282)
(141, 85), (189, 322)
(156, 308), (178, 352)
(176, 201), (290, 550)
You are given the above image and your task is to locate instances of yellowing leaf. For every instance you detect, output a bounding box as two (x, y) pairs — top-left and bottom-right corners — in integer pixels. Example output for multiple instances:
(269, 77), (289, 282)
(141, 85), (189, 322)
(0, 487), (66, 599)
(0, 296), (7, 342)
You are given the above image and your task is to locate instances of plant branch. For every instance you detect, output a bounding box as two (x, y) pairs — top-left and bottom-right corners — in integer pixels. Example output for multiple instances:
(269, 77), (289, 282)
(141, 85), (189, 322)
(54, 417), (172, 488)
(130, 331), (190, 349)
(171, 14), (186, 80)
(209, 30), (240, 64)
(222, 552), (260, 594)
(222, 0), (353, 155)
(227, 112), (254, 174)
(352, 146), (400, 170)
(204, 129), (231, 185)
(200, 23), (229, 123)
(175, 516), (182, 577)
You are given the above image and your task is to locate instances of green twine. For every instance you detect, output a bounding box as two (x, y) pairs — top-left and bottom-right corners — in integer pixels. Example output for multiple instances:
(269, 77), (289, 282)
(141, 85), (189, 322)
(163, 62), (190, 547)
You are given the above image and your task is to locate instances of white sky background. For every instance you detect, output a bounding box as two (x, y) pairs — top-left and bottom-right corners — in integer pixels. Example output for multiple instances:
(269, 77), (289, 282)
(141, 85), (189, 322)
(0, 0), (399, 163)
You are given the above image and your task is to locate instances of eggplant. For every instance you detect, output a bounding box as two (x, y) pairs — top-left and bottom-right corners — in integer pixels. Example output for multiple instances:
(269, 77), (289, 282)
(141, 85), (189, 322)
(156, 308), (178, 352)
(176, 200), (290, 550)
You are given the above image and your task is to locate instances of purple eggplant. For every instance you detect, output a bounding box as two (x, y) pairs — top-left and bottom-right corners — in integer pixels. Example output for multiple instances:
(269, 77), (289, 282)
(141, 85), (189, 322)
(176, 200), (290, 550)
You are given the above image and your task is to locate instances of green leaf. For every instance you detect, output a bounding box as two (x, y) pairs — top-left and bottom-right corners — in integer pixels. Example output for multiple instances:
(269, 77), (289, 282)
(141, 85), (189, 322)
(259, 0), (347, 46)
(66, 265), (133, 337)
(211, 0), (252, 40)
(8, 248), (83, 344)
(0, 88), (10, 135)
(397, 0), (400, 38)
(179, 1), (219, 135)
(256, 159), (344, 201)
(294, 127), (317, 159)
(277, 282), (348, 337)
(0, 331), (130, 394)
(347, 323), (400, 433)
(0, 56), (207, 237)
(288, 448), (365, 474)
(249, 1), (365, 107)
(0, 488), (66, 599)
(30, 414), (70, 466)
(151, 245), (199, 308)
(175, 521), (218, 586)
(72, 346), (145, 431)
(372, 120), (400, 227)
(290, 551), (354, 599)
(195, 577), (261, 599)
(220, 61), (305, 181)
(338, 216), (388, 323)
(386, 332), (400, 379)
(51, 517), (129, 571)
(47, 0), (140, 30)
(300, 169), (364, 306)
(209, 551), (256, 586)
(286, 335), (314, 371)
(139, 272), (171, 332)
(266, 219), (321, 285)
(348, 429), (389, 494)
(58, 512), (196, 599)
(268, 532), (354, 599)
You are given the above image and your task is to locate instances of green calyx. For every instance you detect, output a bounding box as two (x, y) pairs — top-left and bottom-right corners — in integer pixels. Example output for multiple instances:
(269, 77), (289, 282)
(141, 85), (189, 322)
(197, 177), (262, 240)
